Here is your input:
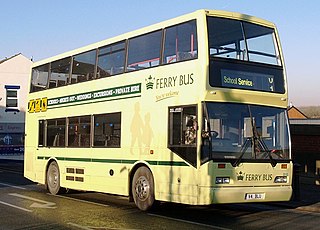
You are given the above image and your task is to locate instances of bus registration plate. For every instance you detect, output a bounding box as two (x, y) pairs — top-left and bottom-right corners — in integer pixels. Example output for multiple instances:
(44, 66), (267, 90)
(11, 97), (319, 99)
(245, 193), (265, 200)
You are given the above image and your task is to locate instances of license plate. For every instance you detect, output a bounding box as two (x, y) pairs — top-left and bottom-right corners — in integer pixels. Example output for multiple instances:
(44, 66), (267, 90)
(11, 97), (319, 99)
(245, 193), (265, 200)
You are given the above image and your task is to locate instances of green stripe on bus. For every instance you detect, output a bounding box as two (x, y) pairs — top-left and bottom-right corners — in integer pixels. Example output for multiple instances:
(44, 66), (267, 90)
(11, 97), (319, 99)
(37, 156), (50, 160)
(92, 159), (136, 164)
(37, 156), (189, 166)
(146, 160), (189, 166)
(56, 157), (92, 162)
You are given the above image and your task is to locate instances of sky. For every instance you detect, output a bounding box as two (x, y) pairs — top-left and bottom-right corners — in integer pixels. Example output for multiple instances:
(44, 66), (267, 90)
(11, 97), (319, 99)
(1, 0), (319, 107)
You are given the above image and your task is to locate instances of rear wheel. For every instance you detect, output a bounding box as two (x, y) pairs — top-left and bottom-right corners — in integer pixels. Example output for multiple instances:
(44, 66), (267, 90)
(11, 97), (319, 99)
(47, 161), (65, 195)
(132, 166), (155, 211)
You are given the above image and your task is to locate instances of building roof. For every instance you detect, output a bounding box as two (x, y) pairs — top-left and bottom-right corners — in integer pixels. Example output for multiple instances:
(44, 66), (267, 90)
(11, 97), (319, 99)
(0, 53), (22, 65)
(290, 119), (320, 125)
(287, 106), (308, 119)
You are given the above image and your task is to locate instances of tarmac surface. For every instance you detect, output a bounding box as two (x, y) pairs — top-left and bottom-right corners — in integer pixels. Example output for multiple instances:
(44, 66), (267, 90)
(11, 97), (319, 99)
(0, 158), (319, 213)
(277, 177), (320, 213)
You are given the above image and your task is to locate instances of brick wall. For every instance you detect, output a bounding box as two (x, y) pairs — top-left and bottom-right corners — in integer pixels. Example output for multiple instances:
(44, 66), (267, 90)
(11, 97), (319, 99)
(291, 135), (320, 154)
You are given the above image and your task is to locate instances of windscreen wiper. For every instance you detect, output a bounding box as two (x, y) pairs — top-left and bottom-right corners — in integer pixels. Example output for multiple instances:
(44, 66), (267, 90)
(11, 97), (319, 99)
(232, 137), (251, 167)
(255, 136), (277, 167)
(232, 105), (277, 167)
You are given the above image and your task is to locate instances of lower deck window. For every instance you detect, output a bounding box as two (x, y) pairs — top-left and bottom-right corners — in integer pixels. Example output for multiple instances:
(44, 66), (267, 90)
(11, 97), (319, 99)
(38, 112), (121, 148)
(168, 105), (197, 167)
(169, 106), (197, 146)
(94, 113), (121, 147)
(68, 116), (91, 147)
(47, 118), (66, 147)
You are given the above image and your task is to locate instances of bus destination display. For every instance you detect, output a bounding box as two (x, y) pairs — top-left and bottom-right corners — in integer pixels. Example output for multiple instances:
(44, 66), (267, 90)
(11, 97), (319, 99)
(221, 69), (275, 92)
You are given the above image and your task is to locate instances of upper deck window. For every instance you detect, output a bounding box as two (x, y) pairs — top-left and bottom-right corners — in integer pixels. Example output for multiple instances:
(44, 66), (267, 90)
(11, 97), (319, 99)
(71, 50), (96, 84)
(208, 17), (281, 66)
(30, 64), (49, 92)
(97, 41), (126, 78)
(29, 19), (199, 93)
(127, 30), (162, 71)
(49, 57), (71, 88)
(163, 20), (198, 64)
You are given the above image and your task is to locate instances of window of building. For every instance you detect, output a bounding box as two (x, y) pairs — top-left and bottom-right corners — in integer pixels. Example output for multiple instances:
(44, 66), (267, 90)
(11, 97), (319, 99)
(5, 85), (20, 112)
(0, 133), (24, 146)
(30, 64), (49, 92)
(49, 57), (71, 88)
(127, 30), (162, 71)
(93, 113), (121, 147)
(6, 89), (18, 107)
(97, 41), (126, 78)
(68, 116), (91, 147)
(71, 50), (96, 84)
(163, 20), (198, 64)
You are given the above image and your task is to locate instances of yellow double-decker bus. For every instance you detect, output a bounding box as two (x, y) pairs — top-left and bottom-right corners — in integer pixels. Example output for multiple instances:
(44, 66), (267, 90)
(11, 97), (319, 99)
(25, 9), (292, 211)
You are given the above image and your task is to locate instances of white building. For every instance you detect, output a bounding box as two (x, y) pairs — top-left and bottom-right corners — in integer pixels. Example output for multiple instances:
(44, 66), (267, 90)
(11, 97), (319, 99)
(0, 53), (33, 159)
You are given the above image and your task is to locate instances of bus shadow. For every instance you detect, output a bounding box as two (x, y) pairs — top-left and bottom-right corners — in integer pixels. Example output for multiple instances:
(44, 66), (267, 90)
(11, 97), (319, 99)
(149, 202), (272, 229)
(273, 181), (320, 209)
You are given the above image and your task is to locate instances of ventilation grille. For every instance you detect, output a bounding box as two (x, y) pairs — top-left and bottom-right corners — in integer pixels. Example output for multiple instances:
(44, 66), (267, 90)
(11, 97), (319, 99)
(66, 167), (84, 182)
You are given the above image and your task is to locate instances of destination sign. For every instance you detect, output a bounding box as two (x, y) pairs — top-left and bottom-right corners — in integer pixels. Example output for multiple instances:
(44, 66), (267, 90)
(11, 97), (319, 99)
(221, 69), (275, 92)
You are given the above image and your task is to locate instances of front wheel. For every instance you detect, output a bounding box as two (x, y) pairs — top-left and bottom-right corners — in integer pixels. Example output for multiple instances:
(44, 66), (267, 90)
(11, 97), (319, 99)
(132, 166), (155, 211)
(46, 161), (65, 195)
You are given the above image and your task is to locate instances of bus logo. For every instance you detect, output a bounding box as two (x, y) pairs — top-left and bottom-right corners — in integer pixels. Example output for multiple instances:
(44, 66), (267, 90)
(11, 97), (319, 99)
(145, 75), (155, 90)
(236, 171), (273, 181)
(237, 171), (244, 181)
(41, 97), (48, 112)
(28, 97), (48, 113)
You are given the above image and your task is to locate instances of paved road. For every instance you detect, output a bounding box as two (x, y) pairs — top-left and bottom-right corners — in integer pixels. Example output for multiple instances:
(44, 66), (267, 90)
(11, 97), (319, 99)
(0, 160), (320, 229)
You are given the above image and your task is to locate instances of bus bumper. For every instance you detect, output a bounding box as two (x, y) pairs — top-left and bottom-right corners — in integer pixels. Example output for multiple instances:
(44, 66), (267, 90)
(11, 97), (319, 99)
(198, 185), (292, 204)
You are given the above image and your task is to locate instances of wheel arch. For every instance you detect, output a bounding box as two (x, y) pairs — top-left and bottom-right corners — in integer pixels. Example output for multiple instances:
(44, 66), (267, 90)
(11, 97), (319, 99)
(44, 157), (59, 188)
(128, 161), (154, 202)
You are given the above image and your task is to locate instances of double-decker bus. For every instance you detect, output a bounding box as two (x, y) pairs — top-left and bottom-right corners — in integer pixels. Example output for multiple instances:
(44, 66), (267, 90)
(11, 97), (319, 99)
(25, 9), (292, 211)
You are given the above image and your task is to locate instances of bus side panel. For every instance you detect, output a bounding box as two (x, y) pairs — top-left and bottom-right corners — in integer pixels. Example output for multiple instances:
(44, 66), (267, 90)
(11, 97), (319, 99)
(34, 151), (48, 185)
(24, 113), (39, 182)
(152, 159), (199, 205)
(46, 148), (130, 196)
(24, 146), (36, 181)
(86, 161), (130, 196)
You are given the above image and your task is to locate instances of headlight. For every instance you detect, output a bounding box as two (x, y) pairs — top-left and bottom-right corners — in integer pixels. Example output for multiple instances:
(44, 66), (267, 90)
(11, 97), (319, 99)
(216, 177), (230, 184)
(274, 176), (288, 183)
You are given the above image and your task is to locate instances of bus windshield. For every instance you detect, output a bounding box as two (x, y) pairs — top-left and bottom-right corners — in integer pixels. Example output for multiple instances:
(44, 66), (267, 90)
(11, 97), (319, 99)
(202, 102), (290, 164)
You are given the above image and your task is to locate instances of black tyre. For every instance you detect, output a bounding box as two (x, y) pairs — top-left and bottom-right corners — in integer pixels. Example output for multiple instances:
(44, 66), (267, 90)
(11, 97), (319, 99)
(132, 166), (155, 211)
(46, 161), (65, 195)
